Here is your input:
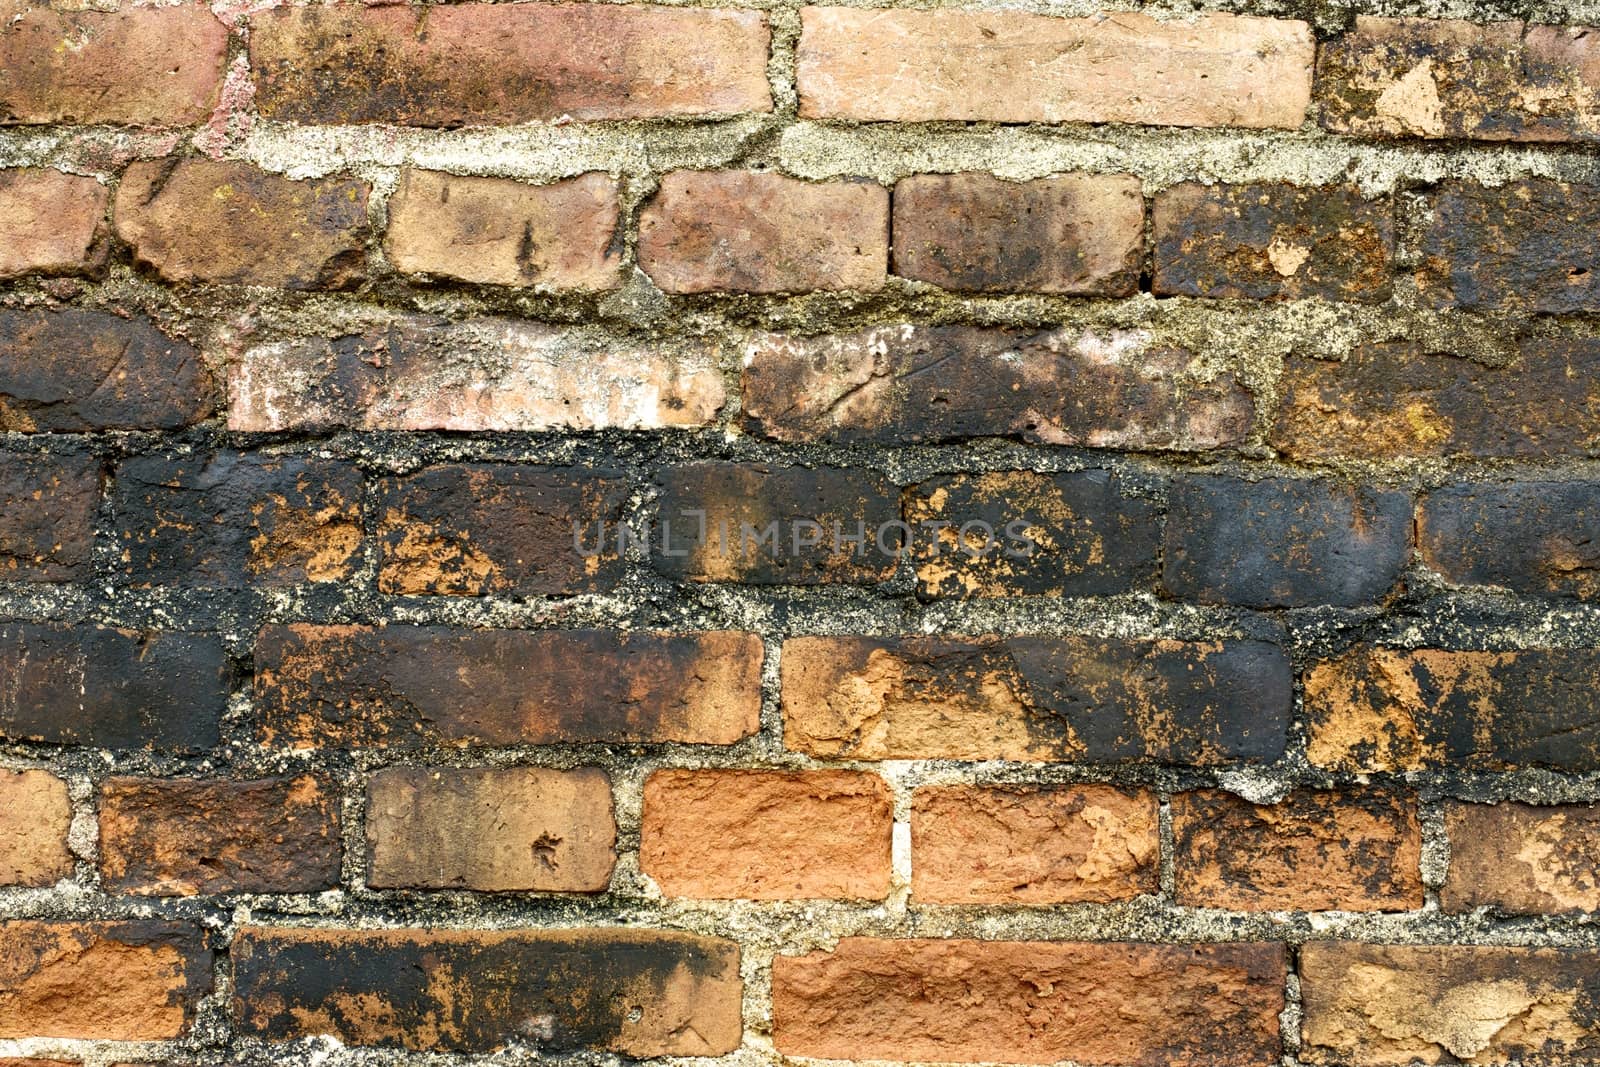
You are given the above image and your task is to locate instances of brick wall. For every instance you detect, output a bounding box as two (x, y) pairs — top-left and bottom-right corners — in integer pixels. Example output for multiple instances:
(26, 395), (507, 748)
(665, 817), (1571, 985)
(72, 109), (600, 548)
(2, 1), (1600, 1065)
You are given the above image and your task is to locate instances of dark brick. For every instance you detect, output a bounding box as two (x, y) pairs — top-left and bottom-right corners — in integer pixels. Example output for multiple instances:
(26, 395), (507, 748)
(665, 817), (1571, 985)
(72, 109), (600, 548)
(743, 325), (1253, 449)
(1274, 340), (1600, 461)
(782, 635), (1291, 763)
(99, 776), (342, 896)
(250, 3), (770, 125)
(653, 463), (898, 585)
(1417, 179), (1600, 313)
(114, 453), (363, 588)
(1420, 481), (1600, 598)
(377, 464), (627, 596)
(1172, 788), (1423, 911)
(0, 310), (212, 432)
(1164, 476), (1412, 608)
(1306, 646), (1600, 772)
(0, 453), (99, 581)
(773, 938), (1285, 1066)
(114, 161), (369, 290)
(0, 624), (226, 751)
(903, 470), (1161, 598)
(0, 921), (211, 1040)
(1153, 182), (1392, 302)
(891, 173), (1143, 295)
(255, 625), (762, 749)
(1317, 17), (1600, 142)
(1300, 943), (1600, 1064)
(231, 926), (742, 1054)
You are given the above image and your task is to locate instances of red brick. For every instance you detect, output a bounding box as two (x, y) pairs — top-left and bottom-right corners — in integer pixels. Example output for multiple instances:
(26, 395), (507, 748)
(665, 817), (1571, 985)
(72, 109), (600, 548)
(1443, 802), (1600, 913)
(251, 3), (771, 124)
(0, 4), (228, 125)
(911, 785), (1157, 905)
(773, 938), (1285, 1065)
(255, 626), (762, 749)
(639, 170), (887, 293)
(230, 317), (725, 432)
(742, 326), (1254, 448)
(797, 8), (1313, 127)
(640, 770), (891, 900)
(0, 170), (105, 279)
(376, 464), (627, 596)
(98, 775), (342, 896)
(232, 926), (742, 1054)
(0, 310), (212, 432)
(781, 635), (1290, 763)
(892, 173), (1143, 294)
(1172, 788), (1422, 911)
(1153, 183), (1392, 302)
(367, 766), (615, 892)
(0, 921), (210, 1040)
(1318, 17), (1600, 141)
(114, 160), (369, 290)
(385, 170), (621, 290)
(1300, 943), (1600, 1064)
(0, 770), (72, 887)
(0, 453), (98, 582)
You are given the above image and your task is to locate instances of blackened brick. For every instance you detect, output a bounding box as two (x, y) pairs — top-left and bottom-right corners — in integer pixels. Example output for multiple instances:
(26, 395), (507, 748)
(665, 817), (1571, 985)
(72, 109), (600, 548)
(0, 453), (99, 581)
(1420, 481), (1600, 598)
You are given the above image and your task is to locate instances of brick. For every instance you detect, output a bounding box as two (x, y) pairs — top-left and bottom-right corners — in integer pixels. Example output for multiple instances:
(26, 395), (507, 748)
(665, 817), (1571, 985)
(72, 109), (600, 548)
(0, 770), (71, 887)
(251, 3), (771, 124)
(0, 170), (105, 279)
(98, 775), (341, 896)
(1420, 481), (1600, 599)
(640, 770), (891, 900)
(639, 171), (887, 294)
(1172, 788), (1422, 912)
(0, 4), (227, 126)
(904, 470), (1160, 598)
(1153, 183), (1392, 302)
(891, 173), (1143, 295)
(114, 160), (369, 290)
(1164, 475), (1412, 608)
(773, 938), (1285, 1065)
(367, 766), (615, 892)
(0, 922), (210, 1040)
(1305, 646), (1600, 772)
(115, 452), (363, 588)
(653, 462), (898, 584)
(1317, 17), (1600, 141)
(1443, 802), (1600, 913)
(1417, 179), (1600, 313)
(910, 785), (1157, 905)
(376, 464), (627, 596)
(232, 926), (741, 1054)
(0, 624), (227, 751)
(0, 453), (99, 582)
(782, 635), (1290, 763)
(0, 310), (212, 432)
(229, 317), (725, 432)
(1300, 942), (1600, 1064)
(385, 170), (621, 290)
(1273, 340), (1600, 460)
(743, 326), (1254, 448)
(256, 625), (761, 749)
(797, 8), (1313, 127)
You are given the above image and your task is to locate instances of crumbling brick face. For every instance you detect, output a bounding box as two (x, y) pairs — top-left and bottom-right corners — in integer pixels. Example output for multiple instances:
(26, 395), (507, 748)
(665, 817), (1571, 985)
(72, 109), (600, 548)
(3, 1), (1600, 1063)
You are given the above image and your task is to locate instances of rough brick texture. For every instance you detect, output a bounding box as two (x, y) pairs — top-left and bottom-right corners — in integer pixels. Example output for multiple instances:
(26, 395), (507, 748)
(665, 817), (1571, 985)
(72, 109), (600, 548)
(7, 0), (1600, 1061)
(772, 939), (1286, 1065)
(640, 770), (892, 900)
